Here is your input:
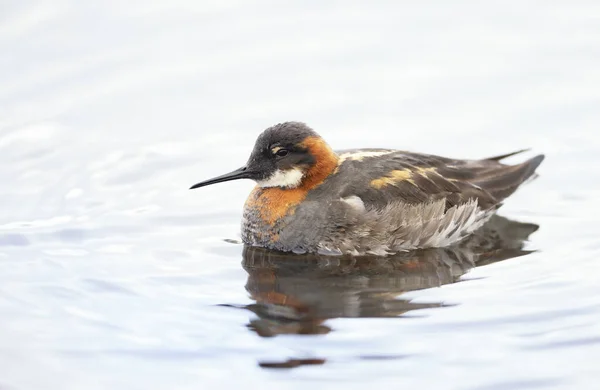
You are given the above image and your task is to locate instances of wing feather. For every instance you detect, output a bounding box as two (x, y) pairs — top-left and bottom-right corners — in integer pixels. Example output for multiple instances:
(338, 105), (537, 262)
(331, 150), (544, 212)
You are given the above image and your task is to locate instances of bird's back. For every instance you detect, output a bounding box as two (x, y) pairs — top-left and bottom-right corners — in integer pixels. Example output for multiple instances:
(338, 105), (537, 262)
(283, 149), (545, 255)
(321, 148), (544, 210)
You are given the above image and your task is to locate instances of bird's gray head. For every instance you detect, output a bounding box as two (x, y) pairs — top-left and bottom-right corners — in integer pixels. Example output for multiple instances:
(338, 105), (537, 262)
(190, 122), (333, 190)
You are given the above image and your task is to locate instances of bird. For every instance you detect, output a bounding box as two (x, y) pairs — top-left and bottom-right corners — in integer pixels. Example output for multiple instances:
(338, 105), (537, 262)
(190, 122), (544, 256)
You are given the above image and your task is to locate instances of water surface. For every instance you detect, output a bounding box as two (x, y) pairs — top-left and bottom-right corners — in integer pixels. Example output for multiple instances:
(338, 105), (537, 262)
(1, 1), (600, 389)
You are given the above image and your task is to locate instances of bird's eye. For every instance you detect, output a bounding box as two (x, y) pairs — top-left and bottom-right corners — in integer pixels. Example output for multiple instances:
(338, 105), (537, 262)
(275, 149), (289, 157)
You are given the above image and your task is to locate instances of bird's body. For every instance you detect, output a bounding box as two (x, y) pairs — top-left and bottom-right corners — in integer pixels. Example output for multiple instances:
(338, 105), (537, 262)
(191, 122), (544, 256)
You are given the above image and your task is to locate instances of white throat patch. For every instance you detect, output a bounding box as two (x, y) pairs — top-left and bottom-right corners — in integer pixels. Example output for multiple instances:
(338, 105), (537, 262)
(257, 168), (304, 188)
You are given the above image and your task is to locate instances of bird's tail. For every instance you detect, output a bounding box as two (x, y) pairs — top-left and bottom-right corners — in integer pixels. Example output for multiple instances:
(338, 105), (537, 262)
(472, 154), (545, 201)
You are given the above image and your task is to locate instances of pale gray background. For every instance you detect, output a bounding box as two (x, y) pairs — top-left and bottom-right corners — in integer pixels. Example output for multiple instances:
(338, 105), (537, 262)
(1, 1), (599, 389)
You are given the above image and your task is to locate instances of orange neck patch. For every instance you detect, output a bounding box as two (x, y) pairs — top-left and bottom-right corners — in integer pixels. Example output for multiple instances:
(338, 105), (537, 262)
(245, 136), (339, 224)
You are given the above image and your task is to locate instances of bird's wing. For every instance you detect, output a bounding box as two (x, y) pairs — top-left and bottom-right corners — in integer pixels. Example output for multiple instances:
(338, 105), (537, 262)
(333, 150), (544, 211)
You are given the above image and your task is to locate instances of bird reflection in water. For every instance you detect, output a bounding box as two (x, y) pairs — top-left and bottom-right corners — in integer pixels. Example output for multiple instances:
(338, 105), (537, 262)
(226, 215), (539, 368)
(234, 215), (538, 334)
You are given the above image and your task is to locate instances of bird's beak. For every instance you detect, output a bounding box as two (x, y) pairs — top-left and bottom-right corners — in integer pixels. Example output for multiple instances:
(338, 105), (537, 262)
(189, 166), (252, 189)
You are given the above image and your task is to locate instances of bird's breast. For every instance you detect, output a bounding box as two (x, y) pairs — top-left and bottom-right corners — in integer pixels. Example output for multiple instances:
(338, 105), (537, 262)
(243, 186), (308, 224)
(241, 185), (310, 248)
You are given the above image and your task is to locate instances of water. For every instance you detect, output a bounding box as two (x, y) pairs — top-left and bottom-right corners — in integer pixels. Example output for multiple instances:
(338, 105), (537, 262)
(1, 1), (600, 389)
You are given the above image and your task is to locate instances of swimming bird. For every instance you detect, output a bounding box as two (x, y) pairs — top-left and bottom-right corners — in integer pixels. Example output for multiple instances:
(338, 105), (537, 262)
(190, 122), (544, 256)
